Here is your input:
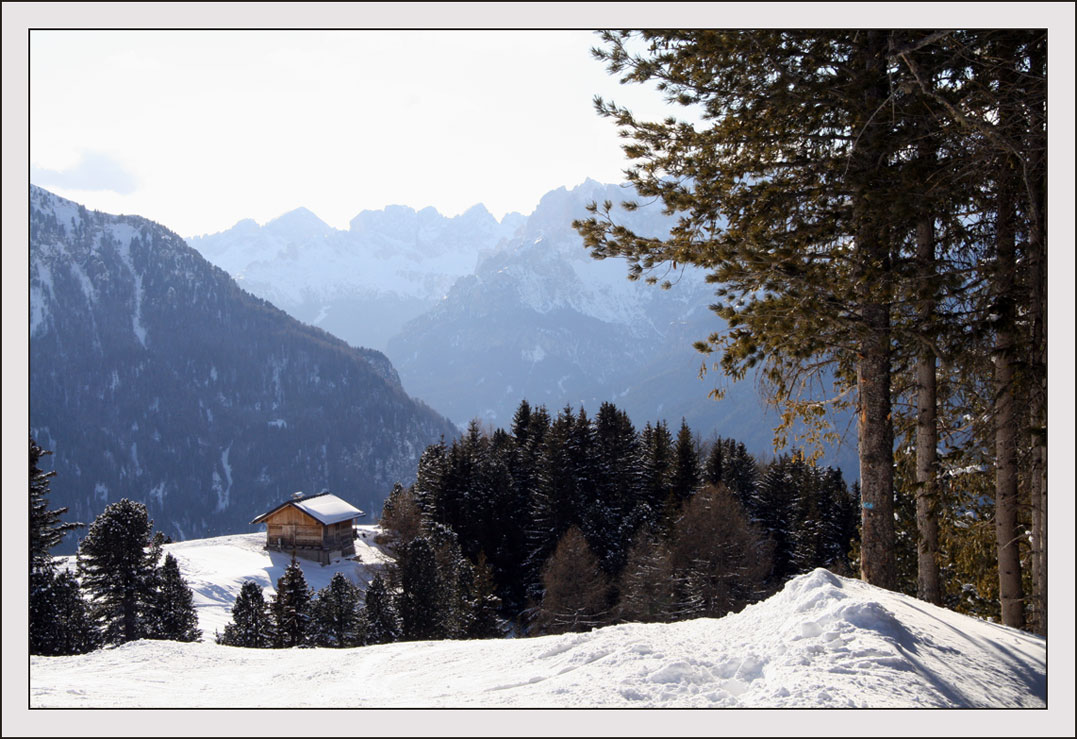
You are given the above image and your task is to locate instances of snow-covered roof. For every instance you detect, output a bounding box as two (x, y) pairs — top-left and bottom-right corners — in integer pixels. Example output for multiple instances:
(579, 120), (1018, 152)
(293, 493), (364, 525)
(251, 492), (364, 526)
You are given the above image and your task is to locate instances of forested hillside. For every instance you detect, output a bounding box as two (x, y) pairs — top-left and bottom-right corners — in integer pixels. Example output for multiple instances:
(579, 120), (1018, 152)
(30, 186), (458, 548)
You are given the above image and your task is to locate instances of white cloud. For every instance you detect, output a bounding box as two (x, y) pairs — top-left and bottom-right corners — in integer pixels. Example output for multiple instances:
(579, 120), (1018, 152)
(30, 151), (139, 194)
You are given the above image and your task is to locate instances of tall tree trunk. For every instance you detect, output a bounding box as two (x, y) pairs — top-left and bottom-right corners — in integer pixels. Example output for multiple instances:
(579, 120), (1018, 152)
(853, 31), (896, 591)
(1026, 34), (1047, 637)
(915, 211), (942, 605)
(993, 70), (1024, 629)
(908, 46), (943, 603)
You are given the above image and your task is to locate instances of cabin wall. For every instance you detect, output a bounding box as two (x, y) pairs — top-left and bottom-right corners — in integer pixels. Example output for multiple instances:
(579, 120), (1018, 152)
(265, 507), (323, 550)
(325, 521), (356, 556)
(261, 505), (355, 564)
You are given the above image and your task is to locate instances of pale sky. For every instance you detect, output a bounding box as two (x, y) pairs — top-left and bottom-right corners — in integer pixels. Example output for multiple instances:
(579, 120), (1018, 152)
(26, 27), (687, 237)
(17, 4), (1070, 238)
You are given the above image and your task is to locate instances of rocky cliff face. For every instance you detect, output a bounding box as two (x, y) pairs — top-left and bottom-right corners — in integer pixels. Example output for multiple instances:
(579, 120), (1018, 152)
(30, 186), (458, 549)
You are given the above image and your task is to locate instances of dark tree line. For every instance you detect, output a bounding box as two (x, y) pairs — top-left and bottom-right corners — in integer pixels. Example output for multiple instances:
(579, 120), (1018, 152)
(216, 546), (500, 650)
(30, 438), (201, 655)
(375, 399), (858, 637)
(573, 30), (1047, 633)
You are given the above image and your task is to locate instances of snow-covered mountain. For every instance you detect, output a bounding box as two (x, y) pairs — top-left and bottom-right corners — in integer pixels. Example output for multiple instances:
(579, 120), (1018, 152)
(187, 201), (524, 352)
(31, 532), (1047, 710)
(185, 180), (856, 473)
(29, 186), (458, 548)
(386, 181), (857, 473)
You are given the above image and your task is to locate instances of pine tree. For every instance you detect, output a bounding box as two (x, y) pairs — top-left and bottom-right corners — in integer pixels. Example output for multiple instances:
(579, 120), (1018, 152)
(30, 437), (81, 573)
(360, 573), (400, 645)
(217, 581), (272, 648)
(270, 557), (313, 648)
(30, 568), (101, 656)
(29, 436), (99, 655)
(398, 536), (444, 641)
(617, 525), (676, 623)
(577, 29), (1048, 626)
(77, 498), (161, 644)
(311, 572), (363, 648)
(574, 31), (914, 589)
(638, 421), (674, 530)
(587, 402), (641, 575)
(670, 419), (701, 505)
(461, 551), (503, 639)
(524, 406), (580, 603)
(146, 553), (202, 642)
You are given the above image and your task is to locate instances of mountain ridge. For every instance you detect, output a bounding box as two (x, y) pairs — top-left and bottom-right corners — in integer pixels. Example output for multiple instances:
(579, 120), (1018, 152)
(182, 179), (858, 475)
(30, 185), (458, 550)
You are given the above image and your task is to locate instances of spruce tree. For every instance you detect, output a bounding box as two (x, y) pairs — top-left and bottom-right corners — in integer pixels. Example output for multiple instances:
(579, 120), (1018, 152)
(702, 439), (724, 489)
(217, 581), (272, 648)
(412, 439), (449, 523)
(638, 421), (674, 530)
(29, 436), (100, 655)
(271, 558), (313, 648)
(398, 536), (444, 641)
(146, 553), (202, 642)
(754, 457), (799, 584)
(461, 551), (503, 639)
(617, 525), (676, 624)
(360, 573), (400, 645)
(524, 406), (580, 602)
(30, 568), (101, 656)
(502, 400), (548, 613)
(312, 572), (363, 648)
(77, 498), (161, 644)
(30, 437), (81, 572)
(586, 402), (641, 576)
(670, 419), (701, 505)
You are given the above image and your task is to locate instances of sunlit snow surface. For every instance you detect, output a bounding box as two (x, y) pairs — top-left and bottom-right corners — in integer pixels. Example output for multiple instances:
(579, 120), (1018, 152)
(31, 532), (1045, 709)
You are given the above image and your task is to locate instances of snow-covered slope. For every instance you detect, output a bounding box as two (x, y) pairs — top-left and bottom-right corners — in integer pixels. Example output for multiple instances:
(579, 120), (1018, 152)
(154, 528), (392, 638)
(31, 534), (1047, 710)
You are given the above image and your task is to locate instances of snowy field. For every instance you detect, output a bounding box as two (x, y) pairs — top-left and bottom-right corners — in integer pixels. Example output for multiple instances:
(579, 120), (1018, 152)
(26, 528), (1053, 716)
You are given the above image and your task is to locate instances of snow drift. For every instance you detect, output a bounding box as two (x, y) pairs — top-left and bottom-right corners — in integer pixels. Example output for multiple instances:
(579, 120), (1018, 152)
(30, 532), (1045, 709)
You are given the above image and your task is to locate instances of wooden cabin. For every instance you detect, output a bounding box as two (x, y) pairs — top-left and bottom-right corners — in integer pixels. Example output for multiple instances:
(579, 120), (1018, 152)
(250, 491), (365, 565)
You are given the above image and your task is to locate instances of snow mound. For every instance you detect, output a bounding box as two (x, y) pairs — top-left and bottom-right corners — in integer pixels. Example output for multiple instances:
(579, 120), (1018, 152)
(30, 555), (1046, 709)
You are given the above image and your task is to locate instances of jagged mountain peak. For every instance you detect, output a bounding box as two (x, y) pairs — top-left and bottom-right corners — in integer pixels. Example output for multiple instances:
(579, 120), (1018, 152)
(263, 206), (334, 237)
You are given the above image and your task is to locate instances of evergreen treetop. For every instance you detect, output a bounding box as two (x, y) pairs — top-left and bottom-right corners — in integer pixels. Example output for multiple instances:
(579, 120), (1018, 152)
(77, 498), (161, 644)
